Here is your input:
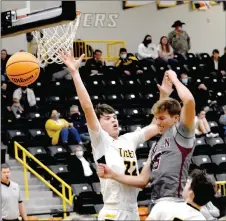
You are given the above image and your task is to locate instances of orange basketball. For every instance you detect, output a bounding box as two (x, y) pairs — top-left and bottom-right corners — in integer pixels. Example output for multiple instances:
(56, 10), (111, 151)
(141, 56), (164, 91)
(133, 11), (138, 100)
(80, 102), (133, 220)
(6, 52), (40, 87)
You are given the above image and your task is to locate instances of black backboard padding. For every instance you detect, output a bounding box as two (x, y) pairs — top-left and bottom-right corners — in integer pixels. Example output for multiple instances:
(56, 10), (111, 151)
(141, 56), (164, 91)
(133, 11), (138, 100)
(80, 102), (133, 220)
(1, 1), (76, 37)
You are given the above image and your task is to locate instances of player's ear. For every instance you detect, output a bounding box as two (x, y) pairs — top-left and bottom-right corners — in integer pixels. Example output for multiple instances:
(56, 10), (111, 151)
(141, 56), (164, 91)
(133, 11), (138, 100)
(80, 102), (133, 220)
(188, 189), (195, 201)
(174, 114), (180, 124)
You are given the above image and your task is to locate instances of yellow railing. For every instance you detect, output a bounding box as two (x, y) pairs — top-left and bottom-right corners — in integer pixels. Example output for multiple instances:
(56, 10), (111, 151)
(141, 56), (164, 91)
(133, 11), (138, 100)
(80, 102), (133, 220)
(14, 141), (74, 218)
(28, 40), (126, 62)
(216, 181), (226, 196)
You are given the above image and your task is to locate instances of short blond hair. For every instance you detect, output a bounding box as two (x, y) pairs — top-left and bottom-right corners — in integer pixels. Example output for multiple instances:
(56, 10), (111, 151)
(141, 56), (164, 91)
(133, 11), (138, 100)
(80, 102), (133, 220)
(151, 98), (181, 116)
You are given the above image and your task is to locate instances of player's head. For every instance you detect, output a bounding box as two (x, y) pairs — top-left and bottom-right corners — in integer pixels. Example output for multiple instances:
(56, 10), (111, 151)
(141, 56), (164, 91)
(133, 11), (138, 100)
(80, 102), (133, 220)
(95, 104), (119, 139)
(1, 163), (11, 183)
(182, 169), (215, 207)
(152, 98), (181, 134)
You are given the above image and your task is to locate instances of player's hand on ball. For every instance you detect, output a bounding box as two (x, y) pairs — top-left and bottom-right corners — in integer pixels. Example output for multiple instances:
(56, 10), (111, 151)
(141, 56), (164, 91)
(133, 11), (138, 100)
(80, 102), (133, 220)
(97, 163), (114, 179)
(60, 50), (85, 74)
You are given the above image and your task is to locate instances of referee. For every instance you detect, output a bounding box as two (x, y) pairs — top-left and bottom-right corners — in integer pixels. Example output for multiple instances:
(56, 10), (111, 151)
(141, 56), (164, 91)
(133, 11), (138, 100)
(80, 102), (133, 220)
(1, 163), (28, 221)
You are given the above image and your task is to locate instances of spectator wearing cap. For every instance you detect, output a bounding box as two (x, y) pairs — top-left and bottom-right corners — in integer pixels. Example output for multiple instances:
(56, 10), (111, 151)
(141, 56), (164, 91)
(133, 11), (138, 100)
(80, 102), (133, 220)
(219, 105), (226, 136)
(115, 48), (143, 76)
(168, 20), (191, 55)
(1, 163), (28, 221)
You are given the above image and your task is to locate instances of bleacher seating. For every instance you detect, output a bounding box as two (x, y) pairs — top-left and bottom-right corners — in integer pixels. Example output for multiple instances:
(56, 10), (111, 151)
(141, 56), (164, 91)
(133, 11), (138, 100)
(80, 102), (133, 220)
(1, 51), (226, 216)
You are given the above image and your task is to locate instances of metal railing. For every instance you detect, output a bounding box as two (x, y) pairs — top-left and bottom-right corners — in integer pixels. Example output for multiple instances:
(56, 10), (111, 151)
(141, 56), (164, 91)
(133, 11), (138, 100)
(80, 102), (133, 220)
(14, 141), (74, 218)
(28, 40), (126, 62)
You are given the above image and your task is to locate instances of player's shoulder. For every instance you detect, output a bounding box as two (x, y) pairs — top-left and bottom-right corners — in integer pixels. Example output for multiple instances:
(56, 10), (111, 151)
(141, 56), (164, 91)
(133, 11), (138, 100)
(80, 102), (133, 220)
(10, 180), (20, 188)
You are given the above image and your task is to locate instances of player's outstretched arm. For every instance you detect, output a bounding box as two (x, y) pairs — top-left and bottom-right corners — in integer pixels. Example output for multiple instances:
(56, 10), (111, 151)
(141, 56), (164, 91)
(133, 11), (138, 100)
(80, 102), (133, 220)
(60, 52), (99, 132)
(97, 160), (151, 188)
(166, 70), (196, 130)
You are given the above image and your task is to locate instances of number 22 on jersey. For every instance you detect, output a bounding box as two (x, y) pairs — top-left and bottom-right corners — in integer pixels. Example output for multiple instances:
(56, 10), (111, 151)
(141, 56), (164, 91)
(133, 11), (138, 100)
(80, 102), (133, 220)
(124, 160), (138, 176)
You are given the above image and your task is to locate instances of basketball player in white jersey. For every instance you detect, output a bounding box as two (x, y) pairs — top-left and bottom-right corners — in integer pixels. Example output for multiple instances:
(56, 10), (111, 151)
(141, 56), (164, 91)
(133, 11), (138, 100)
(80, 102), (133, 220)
(97, 70), (196, 210)
(146, 169), (216, 220)
(60, 52), (160, 220)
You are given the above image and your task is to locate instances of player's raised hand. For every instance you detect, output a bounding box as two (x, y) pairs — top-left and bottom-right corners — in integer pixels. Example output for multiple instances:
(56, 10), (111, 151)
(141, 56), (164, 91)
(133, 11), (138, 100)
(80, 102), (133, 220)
(165, 70), (178, 84)
(157, 72), (174, 99)
(97, 163), (114, 179)
(59, 50), (85, 74)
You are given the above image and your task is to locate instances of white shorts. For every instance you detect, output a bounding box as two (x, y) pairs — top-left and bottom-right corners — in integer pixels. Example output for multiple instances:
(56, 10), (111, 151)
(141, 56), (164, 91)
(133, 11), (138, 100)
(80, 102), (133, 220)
(98, 207), (140, 220)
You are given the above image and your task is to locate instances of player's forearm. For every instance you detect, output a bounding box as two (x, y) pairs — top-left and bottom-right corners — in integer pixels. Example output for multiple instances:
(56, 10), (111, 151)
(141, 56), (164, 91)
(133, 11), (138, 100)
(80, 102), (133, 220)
(173, 78), (194, 104)
(71, 70), (94, 110)
(112, 172), (148, 188)
(19, 203), (27, 221)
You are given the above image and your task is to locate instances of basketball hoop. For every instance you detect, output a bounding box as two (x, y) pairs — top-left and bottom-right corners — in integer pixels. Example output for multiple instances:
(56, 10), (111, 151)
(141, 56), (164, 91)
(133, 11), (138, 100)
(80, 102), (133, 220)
(32, 11), (81, 68)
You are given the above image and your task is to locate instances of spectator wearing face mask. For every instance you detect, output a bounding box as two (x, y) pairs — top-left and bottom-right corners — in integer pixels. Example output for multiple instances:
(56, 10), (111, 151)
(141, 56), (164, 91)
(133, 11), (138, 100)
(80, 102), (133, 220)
(219, 105), (226, 136)
(137, 35), (158, 62)
(68, 105), (90, 142)
(115, 48), (143, 76)
(156, 36), (178, 66)
(45, 109), (83, 145)
(12, 86), (37, 114)
(168, 20), (191, 55)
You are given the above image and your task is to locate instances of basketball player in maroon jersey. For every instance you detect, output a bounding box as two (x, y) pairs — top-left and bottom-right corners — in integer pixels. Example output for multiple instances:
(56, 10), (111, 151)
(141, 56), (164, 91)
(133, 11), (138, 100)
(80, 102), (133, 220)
(97, 70), (196, 211)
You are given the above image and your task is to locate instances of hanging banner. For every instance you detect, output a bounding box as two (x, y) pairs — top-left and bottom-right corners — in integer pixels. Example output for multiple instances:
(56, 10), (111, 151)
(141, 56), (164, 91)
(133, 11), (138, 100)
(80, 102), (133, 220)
(157, 1), (190, 10)
(191, 1), (221, 10)
(123, 1), (155, 10)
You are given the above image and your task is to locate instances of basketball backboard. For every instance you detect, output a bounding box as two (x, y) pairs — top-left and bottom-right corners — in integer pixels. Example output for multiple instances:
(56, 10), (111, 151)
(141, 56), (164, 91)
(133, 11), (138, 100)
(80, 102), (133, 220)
(1, 1), (76, 38)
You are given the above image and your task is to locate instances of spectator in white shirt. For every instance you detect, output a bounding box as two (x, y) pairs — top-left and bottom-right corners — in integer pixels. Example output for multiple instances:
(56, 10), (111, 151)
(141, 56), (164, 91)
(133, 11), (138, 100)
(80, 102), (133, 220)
(137, 35), (158, 63)
(156, 36), (178, 66)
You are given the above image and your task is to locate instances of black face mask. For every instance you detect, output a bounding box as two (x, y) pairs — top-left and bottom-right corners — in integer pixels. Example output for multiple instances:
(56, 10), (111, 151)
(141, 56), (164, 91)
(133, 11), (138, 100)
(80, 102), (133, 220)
(146, 39), (152, 44)
(71, 113), (80, 121)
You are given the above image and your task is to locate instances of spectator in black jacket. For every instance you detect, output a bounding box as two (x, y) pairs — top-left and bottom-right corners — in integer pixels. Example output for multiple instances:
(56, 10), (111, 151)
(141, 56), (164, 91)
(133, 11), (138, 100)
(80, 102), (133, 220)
(1, 49), (10, 81)
(208, 49), (221, 74)
(219, 46), (226, 76)
(68, 105), (90, 142)
(85, 49), (106, 76)
(1, 83), (11, 117)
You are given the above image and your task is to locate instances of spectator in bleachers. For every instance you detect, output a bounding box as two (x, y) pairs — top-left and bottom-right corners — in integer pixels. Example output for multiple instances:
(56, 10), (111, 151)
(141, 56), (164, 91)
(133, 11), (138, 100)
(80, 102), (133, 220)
(85, 49), (106, 76)
(179, 73), (209, 111)
(156, 36), (178, 66)
(73, 145), (96, 183)
(168, 20), (191, 55)
(1, 83), (11, 117)
(115, 48), (142, 76)
(195, 110), (219, 138)
(219, 105), (226, 136)
(11, 99), (24, 119)
(219, 46), (226, 76)
(45, 109), (83, 145)
(137, 35), (158, 62)
(52, 66), (72, 81)
(1, 49), (10, 81)
(69, 105), (90, 142)
(208, 49), (221, 73)
(13, 86), (37, 114)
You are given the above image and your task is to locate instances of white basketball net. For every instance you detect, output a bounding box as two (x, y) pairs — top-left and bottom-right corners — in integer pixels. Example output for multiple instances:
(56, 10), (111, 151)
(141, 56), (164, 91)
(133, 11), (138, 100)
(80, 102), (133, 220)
(32, 13), (81, 68)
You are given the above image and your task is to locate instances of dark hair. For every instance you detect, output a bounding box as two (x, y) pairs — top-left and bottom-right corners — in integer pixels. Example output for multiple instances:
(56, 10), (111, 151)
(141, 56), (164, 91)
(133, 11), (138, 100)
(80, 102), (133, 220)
(160, 36), (170, 53)
(212, 49), (219, 54)
(1, 163), (10, 170)
(1, 49), (7, 53)
(119, 48), (127, 54)
(142, 35), (152, 47)
(94, 49), (102, 54)
(189, 169), (215, 206)
(95, 104), (116, 120)
(151, 98), (181, 116)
